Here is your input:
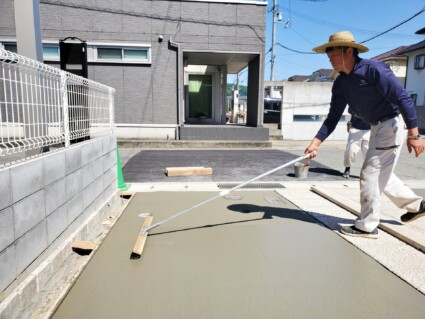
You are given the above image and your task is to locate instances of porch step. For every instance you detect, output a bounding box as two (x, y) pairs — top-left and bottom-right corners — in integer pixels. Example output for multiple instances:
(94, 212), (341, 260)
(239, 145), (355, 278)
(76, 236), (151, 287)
(264, 123), (282, 140)
(269, 135), (283, 140)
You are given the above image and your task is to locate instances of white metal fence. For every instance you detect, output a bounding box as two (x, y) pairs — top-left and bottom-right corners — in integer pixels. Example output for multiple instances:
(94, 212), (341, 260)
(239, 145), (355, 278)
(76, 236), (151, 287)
(0, 49), (114, 161)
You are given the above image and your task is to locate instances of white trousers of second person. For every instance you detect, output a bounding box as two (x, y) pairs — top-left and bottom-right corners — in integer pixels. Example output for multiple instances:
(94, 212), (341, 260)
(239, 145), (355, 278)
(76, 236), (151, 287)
(344, 128), (370, 167)
(355, 115), (423, 232)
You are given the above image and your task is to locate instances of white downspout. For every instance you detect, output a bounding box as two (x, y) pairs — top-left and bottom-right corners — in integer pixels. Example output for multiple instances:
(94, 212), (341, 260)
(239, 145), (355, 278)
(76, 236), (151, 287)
(169, 37), (181, 140)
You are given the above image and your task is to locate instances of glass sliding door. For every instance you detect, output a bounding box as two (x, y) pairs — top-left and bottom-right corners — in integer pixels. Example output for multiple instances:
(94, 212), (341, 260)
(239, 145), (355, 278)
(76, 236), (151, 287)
(188, 74), (212, 119)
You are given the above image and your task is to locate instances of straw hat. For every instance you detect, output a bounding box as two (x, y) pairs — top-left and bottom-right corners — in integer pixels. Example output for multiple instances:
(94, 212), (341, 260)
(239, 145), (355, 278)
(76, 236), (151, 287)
(312, 31), (369, 53)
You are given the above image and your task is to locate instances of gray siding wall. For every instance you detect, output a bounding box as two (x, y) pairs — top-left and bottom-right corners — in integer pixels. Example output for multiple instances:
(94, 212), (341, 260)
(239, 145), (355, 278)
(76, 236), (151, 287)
(0, 135), (118, 293)
(1, 0), (266, 126)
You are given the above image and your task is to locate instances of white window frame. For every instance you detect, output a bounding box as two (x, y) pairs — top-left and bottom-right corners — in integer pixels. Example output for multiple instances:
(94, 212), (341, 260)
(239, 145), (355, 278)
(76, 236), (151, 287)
(1, 39), (152, 65)
(414, 54), (425, 70)
(92, 42), (151, 64)
(0, 39), (60, 61)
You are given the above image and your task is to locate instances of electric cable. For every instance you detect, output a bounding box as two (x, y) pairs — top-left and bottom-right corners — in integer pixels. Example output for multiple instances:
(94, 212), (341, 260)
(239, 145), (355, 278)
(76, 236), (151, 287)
(360, 6), (425, 44)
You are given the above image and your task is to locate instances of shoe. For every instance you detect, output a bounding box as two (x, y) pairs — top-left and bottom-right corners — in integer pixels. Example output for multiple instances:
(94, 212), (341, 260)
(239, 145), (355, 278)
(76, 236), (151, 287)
(342, 167), (350, 179)
(400, 200), (425, 223)
(340, 225), (378, 239)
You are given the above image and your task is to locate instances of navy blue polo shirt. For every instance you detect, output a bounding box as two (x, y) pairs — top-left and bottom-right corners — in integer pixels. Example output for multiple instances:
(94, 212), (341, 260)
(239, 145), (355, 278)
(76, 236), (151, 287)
(350, 114), (371, 130)
(315, 58), (418, 141)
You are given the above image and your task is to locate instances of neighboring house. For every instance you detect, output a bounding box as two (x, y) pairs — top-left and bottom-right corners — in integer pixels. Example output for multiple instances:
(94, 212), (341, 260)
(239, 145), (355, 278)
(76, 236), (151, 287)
(399, 27), (425, 133)
(308, 68), (334, 82)
(0, 0), (269, 141)
(399, 34), (425, 107)
(287, 75), (309, 82)
(372, 46), (407, 86)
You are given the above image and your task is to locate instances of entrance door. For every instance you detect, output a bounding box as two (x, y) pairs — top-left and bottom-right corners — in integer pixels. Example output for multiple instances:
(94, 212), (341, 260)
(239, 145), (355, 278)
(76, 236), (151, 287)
(188, 74), (213, 120)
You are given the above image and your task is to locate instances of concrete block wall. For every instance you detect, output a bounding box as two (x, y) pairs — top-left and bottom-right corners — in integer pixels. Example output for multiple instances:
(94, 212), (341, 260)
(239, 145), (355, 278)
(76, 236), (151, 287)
(281, 82), (350, 140)
(0, 135), (118, 293)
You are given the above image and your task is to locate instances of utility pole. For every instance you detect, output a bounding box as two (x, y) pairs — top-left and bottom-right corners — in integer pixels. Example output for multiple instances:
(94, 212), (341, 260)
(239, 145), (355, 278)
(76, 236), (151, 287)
(270, 0), (277, 81)
(14, 0), (43, 61)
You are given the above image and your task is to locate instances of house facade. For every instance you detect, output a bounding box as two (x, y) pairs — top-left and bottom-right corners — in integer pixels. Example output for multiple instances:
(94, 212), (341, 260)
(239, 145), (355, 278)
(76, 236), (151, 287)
(400, 41), (425, 107)
(0, 0), (268, 141)
(399, 28), (425, 132)
(372, 46), (408, 86)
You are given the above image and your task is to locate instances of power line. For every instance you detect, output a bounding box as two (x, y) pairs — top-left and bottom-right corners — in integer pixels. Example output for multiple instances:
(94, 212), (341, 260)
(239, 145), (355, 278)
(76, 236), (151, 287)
(271, 5), (425, 56)
(360, 6), (425, 44)
(281, 5), (424, 40)
(276, 42), (316, 54)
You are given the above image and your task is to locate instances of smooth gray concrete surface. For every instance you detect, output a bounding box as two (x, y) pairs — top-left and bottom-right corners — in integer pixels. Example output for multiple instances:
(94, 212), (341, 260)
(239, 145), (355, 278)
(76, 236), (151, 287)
(52, 191), (425, 319)
(116, 138), (425, 297)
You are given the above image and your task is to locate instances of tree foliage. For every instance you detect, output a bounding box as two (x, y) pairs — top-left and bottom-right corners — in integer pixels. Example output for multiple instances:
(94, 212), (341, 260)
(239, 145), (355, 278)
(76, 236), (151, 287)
(226, 84), (247, 97)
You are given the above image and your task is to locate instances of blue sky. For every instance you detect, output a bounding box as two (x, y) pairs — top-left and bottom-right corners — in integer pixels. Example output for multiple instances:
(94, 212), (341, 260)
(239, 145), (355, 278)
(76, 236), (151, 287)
(236, 0), (425, 85)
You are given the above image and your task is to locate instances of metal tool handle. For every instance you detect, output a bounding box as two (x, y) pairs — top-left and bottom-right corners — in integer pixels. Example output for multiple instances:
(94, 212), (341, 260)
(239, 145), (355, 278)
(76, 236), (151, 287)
(144, 154), (310, 232)
(218, 154), (310, 197)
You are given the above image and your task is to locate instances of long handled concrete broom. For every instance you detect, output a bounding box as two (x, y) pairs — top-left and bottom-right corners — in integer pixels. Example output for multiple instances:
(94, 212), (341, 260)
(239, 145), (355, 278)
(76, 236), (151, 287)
(131, 153), (311, 259)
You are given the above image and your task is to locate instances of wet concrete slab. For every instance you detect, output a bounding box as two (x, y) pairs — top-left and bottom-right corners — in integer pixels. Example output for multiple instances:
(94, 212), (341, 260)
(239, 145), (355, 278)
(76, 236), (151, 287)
(52, 191), (425, 319)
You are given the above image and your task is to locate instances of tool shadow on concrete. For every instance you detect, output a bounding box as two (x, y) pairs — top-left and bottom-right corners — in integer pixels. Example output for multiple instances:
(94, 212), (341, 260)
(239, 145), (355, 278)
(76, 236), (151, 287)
(51, 191), (425, 319)
(122, 149), (344, 183)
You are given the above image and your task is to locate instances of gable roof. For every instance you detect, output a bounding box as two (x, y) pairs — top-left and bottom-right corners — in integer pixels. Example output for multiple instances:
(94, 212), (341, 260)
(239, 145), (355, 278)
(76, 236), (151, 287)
(311, 68), (333, 76)
(288, 75), (309, 82)
(372, 46), (407, 60)
(398, 40), (425, 54)
(415, 27), (425, 35)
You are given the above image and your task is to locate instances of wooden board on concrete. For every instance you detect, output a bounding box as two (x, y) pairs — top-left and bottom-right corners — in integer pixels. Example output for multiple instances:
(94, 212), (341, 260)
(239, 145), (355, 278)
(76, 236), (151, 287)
(71, 241), (97, 255)
(166, 166), (212, 176)
(311, 185), (425, 253)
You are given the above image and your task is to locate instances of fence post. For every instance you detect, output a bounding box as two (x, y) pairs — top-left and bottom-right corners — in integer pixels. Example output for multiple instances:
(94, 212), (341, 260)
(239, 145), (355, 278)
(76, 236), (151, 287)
(61, 71), (70, 147)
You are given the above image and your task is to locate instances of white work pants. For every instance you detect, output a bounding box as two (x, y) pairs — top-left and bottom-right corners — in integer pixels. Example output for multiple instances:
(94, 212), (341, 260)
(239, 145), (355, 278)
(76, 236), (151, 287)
(344, 128), (370, 167)
(355, 115), (423, 232)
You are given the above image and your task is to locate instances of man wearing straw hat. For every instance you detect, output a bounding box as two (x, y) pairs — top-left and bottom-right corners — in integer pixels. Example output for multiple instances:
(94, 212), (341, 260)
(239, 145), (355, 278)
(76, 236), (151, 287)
(304, 31), (425, 238)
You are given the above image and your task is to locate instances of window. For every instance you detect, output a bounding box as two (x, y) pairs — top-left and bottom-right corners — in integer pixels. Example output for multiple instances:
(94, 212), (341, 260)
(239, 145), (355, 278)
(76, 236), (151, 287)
(97, 48), (122, 60)
(414, 54), (425, 69)
(411, 94), (417, 106)
(124, 49), (148, 60)
(43, 45), (59, 60)
(1, 41), (59, 60)
(95, 47), (150, 63)
(4, 43), (17, 53)
(1, 40), (151, 64)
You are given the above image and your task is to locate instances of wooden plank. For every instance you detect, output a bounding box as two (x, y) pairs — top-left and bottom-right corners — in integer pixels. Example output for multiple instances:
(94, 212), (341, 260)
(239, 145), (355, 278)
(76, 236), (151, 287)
(166, 166), (213, 177)
(71, 241), (98, 255)
(131, 215), (154, 259)
(311, 185), (425, 253)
